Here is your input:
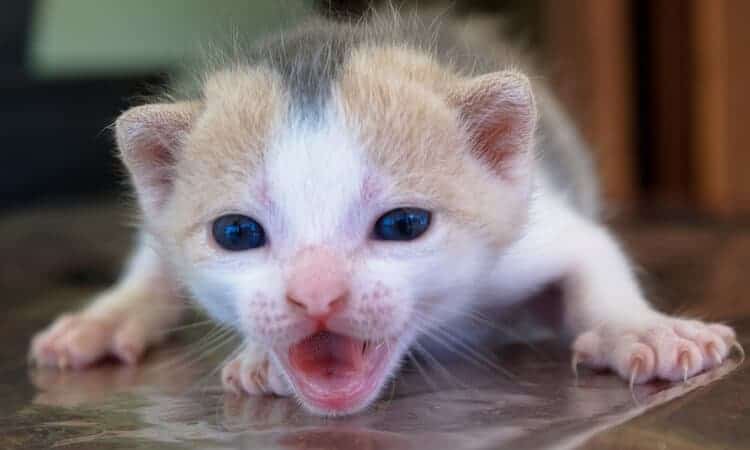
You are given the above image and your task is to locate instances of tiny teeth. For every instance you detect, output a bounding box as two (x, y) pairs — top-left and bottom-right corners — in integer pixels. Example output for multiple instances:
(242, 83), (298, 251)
(362, 341), (368, 355)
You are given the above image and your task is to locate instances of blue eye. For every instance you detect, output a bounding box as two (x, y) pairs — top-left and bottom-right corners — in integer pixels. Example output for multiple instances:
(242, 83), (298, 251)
(212, 214), (266, 251)
(373, 208), (431, 241)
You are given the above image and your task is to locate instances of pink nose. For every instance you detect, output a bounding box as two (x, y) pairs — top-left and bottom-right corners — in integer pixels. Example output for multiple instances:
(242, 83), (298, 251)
(286, 247), (350, 320)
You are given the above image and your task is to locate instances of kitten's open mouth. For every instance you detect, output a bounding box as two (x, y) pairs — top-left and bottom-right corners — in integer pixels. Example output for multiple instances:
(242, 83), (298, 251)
(280, 331), (392, 414)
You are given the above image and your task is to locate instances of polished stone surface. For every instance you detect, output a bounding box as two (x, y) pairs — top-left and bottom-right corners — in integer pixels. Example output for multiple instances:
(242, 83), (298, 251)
(1, 203), (748, 449)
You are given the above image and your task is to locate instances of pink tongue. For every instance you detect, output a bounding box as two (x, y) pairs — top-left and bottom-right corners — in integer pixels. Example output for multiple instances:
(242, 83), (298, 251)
(289, 331), (365, 379)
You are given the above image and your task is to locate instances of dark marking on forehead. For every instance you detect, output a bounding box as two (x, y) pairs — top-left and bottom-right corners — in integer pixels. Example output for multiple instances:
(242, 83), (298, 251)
(203, 14), (491, 126)
(253, 22), (363, 122)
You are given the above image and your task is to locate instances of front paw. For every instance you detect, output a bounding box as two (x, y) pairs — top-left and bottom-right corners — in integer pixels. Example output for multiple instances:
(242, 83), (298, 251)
(30, 311), (151, 369)
(221, 351), (291, 397)
(572, 317), (740, 385)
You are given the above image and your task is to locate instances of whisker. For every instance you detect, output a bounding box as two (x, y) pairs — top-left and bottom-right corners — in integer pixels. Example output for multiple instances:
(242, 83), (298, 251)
(429, 304), (544, 355)
(178, 332), (239, 380)
(406, 350), (439, 392)
(412, 311), (516, 380)
(190, 340), (249, 397)
(163, 319), (215, 334)
(146, 325), (235, 374)
(410, 340), (471, 390)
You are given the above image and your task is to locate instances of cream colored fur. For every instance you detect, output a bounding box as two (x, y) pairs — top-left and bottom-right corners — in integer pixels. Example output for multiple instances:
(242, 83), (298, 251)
(30, 12), (738, 416)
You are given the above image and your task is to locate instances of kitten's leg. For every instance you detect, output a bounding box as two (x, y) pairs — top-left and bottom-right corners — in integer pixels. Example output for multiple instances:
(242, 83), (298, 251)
(221, 343), (291, 396)
(561, 221), (737, 384)
(30, 236), (184, 369)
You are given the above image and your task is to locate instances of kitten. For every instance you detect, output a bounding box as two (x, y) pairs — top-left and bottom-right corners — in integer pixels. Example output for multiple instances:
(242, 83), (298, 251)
(30, 12), (737, 416)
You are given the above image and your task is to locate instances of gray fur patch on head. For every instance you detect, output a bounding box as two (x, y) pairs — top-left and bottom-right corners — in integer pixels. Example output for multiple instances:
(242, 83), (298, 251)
(252, 22), (357, 121)
(182, 10), (492, 125)
(249, 16), (443, 123)
(160, 9), (598, 220)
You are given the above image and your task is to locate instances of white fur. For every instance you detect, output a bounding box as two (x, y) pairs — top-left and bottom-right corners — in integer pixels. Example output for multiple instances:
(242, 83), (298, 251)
(176, 104), (502, 403)
(31, 20), (737, 416)
(486, 179), (656, 329)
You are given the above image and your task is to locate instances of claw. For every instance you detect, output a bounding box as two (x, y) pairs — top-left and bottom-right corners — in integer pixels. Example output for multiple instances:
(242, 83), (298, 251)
(629, 358), (643, 405)
(58, 355), (69, 370)
(678, 352), (689, 382)
(251, 371), (268, 395)
(224, 375), (240, 396)
(571, 353), (582, 378)
(731, 341), (745, 363)
(629, 357), (642, 392)
(706, 343), (723, 365)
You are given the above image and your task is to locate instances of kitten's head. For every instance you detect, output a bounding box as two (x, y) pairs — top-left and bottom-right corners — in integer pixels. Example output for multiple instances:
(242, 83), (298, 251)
(115, 45), (536, 415)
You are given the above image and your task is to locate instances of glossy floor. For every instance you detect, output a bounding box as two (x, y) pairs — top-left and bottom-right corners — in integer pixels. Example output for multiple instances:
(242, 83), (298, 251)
(1, 203), (748, 449)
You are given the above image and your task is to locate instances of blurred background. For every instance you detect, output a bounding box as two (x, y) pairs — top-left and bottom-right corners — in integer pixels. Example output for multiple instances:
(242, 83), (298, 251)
(3, 5), (750, 446)
(1, 0), (749, 218)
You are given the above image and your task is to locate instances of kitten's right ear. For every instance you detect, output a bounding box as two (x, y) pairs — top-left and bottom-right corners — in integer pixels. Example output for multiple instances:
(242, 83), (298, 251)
(115, 102), (200, 215)
(448, 71), (537, 181)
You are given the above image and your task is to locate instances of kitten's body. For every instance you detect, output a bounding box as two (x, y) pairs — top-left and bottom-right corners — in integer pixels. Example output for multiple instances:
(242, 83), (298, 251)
(31, 12), (736, 415)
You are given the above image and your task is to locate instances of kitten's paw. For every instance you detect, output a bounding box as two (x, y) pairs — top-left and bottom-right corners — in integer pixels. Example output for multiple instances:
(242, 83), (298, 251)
(30, 312), (149, 369)
(572, 318), (739, 386)
(221, 351), (291, 397)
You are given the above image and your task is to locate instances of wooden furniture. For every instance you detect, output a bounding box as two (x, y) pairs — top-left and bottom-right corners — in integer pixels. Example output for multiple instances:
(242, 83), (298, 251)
(543, 0), (750, 218)
(545, 0), (636, 212)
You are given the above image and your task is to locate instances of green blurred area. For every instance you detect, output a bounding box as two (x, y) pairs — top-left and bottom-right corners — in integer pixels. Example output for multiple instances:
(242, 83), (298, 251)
(28, 0), (313, 78)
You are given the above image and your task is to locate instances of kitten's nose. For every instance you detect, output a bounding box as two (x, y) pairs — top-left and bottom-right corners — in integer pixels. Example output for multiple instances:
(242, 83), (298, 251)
(286, 247), (350, 320)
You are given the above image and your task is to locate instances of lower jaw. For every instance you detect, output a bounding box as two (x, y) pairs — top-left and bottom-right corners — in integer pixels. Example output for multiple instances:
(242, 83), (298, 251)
(294, 379), (379, 415)
(274, 340), (394, 415)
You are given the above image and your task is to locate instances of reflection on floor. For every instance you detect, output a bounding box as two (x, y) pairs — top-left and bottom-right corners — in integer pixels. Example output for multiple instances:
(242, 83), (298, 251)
(0, 203), (748, 450)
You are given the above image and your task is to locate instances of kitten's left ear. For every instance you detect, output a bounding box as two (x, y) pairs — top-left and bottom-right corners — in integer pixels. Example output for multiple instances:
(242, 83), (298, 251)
(115, 102), (200, 215)
(449, 71), (537, 179)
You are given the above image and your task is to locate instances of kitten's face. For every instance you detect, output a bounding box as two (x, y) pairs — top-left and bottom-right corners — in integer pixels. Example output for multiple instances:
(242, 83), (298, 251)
(120, 49), (535, 415)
